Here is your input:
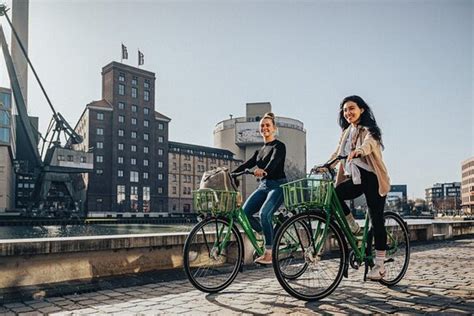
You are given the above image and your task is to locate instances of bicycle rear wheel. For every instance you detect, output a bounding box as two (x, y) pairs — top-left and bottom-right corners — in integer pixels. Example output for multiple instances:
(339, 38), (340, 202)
(272, 212), (347, 301)
(379, 211), (410, 286)
(183, 217), (243, 293)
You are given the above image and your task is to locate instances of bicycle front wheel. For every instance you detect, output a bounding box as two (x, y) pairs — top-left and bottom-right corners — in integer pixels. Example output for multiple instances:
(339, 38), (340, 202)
(183, 217), (243, 293)
(379, 211), (410, 286)
(272, 212), (347, 301)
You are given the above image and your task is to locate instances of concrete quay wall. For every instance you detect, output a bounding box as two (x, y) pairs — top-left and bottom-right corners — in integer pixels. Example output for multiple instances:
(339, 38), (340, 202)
(0, 220), (473, 290)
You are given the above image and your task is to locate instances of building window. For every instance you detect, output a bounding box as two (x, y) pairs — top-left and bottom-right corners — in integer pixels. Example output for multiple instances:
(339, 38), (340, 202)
(96, 155), (103, 163)
(132, 77), (137, 85)
(131, 158), (136, 165)
(158, 173), (163, 180)
(118, 129), (124, 137)
(131, 105), (137, 112)
(96, 128), (104, 135)
(158, 149), (163, 156)
(118, 170), (123, 177)
(131, 87), (138, 98)
(158, 123), (164, 130)
(131, 117), (137, 125)
(117, 185), (126, 204)
(144, 133), (149, 141)
(131, 145), (137, 152)
(143, 172), (149, 179)
(144, 79), (150, 89)
(144, 159), (149, 166)
(118, 156), (124, 164)
(143, 120), (149, 128)
(0, 127), (9, 143)
(173, 162), (177, 170)
(130, 171), (139, 182)
(118, 102), (125, 110)
(144, 90), (150, 101)
(97, 112), (104, 120)
(80, 156), (87, 163)
(131, 131), (137, 139)
(131, 186), (138, 201)
(172, 187), (176, 194)
(96, 169), (103, 175)
(158, 136), (163, 143)
(143, 186), (150, 201)
(144, 146), (149, 154)
(96, 142), (103, 149)
(118, 84), (125, 95)
(158, 161), (163, 168)
(158, 187), (163, 194)
(119, 73), (125, 82)
(118, 115), (124, 123)
(144, 108), (149, 115)
(118, 143), (124, 150)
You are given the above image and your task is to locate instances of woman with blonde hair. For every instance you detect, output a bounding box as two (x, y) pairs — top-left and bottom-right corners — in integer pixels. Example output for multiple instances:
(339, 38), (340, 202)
(232, 112), (287, 265)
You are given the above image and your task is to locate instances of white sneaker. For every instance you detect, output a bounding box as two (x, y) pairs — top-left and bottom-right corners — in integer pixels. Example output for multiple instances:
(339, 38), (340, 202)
(346, 214), (361, 235)
(367, 260), (386, 281)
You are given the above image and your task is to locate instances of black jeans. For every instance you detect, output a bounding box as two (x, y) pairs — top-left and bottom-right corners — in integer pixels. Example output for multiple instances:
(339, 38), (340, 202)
(335, 167), (387, 250)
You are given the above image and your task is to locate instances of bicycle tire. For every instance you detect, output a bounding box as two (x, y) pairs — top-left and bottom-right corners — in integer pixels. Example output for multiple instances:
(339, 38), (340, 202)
(272, 212), (347, 301)
(183, 217), (243, 293)
(379, 211), (410, 286)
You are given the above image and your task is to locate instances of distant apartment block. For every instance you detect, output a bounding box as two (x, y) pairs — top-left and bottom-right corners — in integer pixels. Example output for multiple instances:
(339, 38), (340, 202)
(425, 182), (461, 211)
(461, 157), (474, 214)
(73, 62), (170, 216)
(168, 141), (242, 214)
(386, 184), (408, 213)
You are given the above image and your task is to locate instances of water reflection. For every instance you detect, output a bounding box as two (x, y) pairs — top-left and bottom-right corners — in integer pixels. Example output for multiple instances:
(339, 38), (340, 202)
(0, 224), (194, 239)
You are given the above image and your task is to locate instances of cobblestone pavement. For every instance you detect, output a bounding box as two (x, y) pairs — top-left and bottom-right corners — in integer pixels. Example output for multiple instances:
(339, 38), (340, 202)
(1, 238), (473, 315)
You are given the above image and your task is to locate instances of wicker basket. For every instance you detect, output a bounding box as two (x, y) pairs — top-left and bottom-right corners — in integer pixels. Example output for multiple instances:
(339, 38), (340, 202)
(193, 189), (238, 215)
(281, 178), (330, 210)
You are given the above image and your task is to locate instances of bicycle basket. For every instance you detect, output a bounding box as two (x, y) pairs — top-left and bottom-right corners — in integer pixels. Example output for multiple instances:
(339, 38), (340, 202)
(281, 178), (330, 209)
(193, 189), (238, 215)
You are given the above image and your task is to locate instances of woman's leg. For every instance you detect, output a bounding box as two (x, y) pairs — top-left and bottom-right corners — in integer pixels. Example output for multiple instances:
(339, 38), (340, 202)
(242, 186), (267, 233)
(335, 179), (363, 215)
(259, 187), (284, 249)
(360, 169), (387, 250)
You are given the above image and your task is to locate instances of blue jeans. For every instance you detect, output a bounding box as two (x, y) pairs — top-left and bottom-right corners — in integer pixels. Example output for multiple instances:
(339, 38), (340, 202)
(242, 178), (286, 249)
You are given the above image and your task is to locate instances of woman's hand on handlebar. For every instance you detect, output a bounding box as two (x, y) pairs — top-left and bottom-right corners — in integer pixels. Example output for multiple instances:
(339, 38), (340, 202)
(253, 168), (267, 178)
(312, 165), (329, 174)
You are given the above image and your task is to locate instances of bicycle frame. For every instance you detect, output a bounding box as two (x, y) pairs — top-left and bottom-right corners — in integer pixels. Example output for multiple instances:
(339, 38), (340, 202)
(208, 207), (264, 259)
(310, 181), (373, 264)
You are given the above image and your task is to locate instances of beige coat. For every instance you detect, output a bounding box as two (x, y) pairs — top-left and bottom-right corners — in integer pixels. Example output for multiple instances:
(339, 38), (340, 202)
(329, 126), (390, 197)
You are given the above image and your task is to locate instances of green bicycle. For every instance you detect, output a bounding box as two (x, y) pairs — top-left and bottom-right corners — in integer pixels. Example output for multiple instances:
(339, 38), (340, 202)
(183, 169), (310, 293)
(272, 156), (410, 301)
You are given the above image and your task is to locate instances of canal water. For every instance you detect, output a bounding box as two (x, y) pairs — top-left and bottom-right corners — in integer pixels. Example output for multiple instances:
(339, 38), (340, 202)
(0, 224), (195, 239)
(0, 219), (454, 240)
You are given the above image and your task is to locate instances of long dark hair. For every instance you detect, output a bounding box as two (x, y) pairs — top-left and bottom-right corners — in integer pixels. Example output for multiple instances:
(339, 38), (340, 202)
(338, 95), (384, 148)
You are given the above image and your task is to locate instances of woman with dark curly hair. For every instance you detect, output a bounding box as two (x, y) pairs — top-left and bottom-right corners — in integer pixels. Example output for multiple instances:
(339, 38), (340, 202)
(321, 95), (390, 280)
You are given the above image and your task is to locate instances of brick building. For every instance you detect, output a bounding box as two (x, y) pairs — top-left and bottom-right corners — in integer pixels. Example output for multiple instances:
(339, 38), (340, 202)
(73, 62), (170, 216)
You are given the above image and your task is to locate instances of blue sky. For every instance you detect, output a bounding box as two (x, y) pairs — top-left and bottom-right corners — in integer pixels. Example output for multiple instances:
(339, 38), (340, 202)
(0, 0), (472, 199)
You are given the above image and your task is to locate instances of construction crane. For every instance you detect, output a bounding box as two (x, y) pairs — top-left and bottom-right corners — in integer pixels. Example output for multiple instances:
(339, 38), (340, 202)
(0, 4), (93, 217)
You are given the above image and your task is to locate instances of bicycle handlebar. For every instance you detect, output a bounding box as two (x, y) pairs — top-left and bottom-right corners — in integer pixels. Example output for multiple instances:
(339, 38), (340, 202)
(230, 169), (254, 178)
(310, 155), (348, 178)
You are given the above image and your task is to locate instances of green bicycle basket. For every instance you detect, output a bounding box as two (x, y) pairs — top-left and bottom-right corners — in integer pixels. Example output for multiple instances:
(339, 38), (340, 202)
(281, 178), (330, 210)
(193, 189), (238, 215)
